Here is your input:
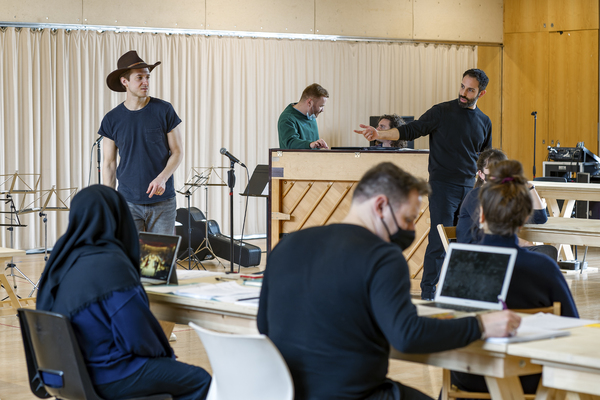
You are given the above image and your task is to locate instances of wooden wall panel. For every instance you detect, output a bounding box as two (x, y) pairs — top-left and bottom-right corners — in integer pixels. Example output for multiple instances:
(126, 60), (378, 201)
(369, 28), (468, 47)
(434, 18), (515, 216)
(504, 0), (547, 33)
(83, 0), (205, 29)
(206, 0), (314, 34)
(477, 46), (502, 150)
(315, 0), (412, 38)
(413, 0), (503, 43)
(502, 32), (549, 180)
(548, 0), (599, 31)
(548, 30), (599, 151)
(0, 0), (82, 24)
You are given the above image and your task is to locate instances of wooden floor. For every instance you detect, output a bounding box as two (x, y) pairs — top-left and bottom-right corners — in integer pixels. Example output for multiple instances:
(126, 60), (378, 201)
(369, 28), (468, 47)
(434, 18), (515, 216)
(2, 241), (600, 400)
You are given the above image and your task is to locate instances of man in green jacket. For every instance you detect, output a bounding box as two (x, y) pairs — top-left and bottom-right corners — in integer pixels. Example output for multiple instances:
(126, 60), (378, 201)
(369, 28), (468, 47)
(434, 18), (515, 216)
(278, 83), (329, 149)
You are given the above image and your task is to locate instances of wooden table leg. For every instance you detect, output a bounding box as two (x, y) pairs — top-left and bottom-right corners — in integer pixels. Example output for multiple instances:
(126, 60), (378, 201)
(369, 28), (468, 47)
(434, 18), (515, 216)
(159, 320), (175, 339)
(0, 273), (21, 310)
(485, 376), (526, 400)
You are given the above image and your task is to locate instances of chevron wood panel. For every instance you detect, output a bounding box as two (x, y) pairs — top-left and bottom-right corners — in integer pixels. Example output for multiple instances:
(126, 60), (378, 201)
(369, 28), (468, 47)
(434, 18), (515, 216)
(269, 150), (431, 289)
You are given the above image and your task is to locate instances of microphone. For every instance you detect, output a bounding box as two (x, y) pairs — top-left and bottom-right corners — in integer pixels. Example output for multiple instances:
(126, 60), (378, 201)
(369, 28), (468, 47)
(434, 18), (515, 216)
(95, 136), (104, 145)
(220, 148), (246, 167)
(531, 111), (537, 116)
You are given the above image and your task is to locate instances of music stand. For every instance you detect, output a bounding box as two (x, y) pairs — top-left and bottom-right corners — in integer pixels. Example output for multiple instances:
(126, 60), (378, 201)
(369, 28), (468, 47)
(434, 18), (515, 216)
(176, 167), (227, 270)
(0, 172), (39, 295)
(19, 186), (77, 296)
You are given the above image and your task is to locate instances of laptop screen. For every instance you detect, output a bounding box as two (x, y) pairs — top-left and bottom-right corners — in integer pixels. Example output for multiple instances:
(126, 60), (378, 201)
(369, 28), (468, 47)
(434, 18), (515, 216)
(436, 243), (517, 309)
(139, 232), (181, 283)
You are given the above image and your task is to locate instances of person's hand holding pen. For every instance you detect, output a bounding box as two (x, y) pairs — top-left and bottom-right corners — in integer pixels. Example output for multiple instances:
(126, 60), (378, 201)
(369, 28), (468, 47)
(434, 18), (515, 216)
(476, 299), (521, 339)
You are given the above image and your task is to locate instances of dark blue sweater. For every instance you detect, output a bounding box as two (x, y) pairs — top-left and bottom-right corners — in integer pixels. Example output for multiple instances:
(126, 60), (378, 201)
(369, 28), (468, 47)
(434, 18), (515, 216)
(70, 286), (174, 385)
(456, 187), (548, 244)
(258, 224), (482, 400)
(397, 99), (492, 186)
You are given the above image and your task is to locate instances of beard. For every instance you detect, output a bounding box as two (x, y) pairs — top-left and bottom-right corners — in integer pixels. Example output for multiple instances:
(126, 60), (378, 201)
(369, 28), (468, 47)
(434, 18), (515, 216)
(457, 94), (478, 109)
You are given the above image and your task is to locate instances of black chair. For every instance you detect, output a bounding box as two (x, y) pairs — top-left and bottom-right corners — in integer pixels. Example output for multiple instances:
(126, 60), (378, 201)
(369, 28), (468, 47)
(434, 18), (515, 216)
(18, 308), (172, 400)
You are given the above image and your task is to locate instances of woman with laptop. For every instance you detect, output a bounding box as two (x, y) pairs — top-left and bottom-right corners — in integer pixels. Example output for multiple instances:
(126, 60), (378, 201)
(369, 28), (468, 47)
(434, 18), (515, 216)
(37, 185), (211, 400)
(451, 159), (578, 396)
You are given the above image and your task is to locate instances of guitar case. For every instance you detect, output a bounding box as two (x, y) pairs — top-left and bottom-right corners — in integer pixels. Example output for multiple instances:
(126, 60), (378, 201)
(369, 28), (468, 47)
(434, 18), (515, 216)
(175, 207), (261, 267)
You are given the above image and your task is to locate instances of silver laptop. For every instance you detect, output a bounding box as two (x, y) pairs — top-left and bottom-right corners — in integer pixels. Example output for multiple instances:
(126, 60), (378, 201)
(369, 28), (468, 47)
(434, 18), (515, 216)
(423, 243), (517, 312)
(139, 232), (181, 285)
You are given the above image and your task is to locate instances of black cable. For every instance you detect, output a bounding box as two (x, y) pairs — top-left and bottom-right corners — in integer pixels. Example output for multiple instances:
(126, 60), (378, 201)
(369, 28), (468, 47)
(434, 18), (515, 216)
(88, 142), (97, 187)
(237, 165), (250, 273)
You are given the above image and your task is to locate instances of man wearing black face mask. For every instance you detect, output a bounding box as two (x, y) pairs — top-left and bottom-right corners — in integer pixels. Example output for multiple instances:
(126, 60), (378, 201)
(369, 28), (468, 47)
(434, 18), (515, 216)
(258, 162), (520, 400)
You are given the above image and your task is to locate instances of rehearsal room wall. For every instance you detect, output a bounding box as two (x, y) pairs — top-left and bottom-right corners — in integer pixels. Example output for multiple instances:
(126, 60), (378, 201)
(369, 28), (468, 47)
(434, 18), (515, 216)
(0, 0), (504, 249)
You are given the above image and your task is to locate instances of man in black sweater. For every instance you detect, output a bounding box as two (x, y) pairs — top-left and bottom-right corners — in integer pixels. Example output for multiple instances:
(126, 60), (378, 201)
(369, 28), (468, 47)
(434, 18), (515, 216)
(257, 162), (518, 400)
(355, 69), (492, 300)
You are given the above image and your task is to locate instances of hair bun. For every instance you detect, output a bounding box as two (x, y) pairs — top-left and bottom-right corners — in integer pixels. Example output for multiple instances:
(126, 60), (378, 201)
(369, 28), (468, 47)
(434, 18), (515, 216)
(488, 160), (528, 186)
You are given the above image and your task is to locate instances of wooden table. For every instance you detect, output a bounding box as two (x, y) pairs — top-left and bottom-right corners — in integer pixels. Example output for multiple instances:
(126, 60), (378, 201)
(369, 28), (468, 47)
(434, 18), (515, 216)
(391, 337), (541, 400)
(527, 181), (600, 260)
(146, 277), (259, 335)
(508, 327), (600, 399)
(520, 218), (600, 248)
(149, 286), (540, 400)
(531, 181), (600, 218)
(0, 247), (30, 316)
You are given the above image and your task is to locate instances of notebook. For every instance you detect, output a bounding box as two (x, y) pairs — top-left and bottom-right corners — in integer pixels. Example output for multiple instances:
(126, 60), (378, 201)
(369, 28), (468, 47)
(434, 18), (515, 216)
(139, 232), (181, 285)
(422, 243), (518, 312)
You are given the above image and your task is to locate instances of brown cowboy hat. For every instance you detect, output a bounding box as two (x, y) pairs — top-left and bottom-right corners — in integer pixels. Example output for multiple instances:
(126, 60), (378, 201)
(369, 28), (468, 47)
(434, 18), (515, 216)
(106, 50), (161, 92)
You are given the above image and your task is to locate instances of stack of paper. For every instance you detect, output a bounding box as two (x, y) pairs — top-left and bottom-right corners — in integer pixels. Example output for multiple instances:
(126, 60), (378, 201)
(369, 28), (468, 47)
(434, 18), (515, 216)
(486, 313), (599, 344)
(174, 281), (261, 304)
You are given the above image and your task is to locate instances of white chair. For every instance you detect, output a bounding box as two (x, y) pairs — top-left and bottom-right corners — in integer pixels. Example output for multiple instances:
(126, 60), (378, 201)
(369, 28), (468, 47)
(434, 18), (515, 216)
(189, 322), (294, 400)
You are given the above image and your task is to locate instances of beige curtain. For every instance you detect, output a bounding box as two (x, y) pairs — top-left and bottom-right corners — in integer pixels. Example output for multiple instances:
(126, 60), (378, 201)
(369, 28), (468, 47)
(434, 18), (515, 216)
(0, 27), (476, 250)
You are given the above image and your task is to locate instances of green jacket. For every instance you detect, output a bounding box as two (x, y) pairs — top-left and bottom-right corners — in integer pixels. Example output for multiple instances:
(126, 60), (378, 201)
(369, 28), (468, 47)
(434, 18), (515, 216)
(278, 103), (320, 149)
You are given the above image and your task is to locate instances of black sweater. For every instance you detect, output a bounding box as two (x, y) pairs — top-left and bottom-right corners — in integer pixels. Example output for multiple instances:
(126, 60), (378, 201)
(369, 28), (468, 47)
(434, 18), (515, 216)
(258, 224), (482, 400)
(398, 99), (492, 186)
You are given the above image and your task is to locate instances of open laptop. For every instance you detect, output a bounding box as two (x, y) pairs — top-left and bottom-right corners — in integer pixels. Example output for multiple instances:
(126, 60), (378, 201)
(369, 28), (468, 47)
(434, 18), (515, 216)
(139, 232), (181, 285)
(421, 243), (518, 312)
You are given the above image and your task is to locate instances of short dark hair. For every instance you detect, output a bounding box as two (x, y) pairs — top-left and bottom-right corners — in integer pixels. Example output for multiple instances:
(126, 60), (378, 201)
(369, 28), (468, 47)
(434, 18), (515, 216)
(463, 69), (489, 92)
(479, 160), (532, 236)
(475, 148), (507, 188)
(353, 162), (430, 206)
(377, 114), (408, 148)
(300, 83), (329, 101)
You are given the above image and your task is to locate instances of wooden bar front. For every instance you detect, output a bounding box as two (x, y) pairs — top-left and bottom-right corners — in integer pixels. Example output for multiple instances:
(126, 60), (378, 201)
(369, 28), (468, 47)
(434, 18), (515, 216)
(268, 149), (430, 292)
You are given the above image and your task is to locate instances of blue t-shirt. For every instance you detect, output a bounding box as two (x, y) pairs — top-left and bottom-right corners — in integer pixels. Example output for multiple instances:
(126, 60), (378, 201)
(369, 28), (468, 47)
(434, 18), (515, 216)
(98, 98), (181, 204)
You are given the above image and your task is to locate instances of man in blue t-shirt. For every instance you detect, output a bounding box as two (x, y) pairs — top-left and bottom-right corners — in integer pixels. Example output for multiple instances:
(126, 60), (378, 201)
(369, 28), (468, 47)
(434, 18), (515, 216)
(99, 50), (183, 234)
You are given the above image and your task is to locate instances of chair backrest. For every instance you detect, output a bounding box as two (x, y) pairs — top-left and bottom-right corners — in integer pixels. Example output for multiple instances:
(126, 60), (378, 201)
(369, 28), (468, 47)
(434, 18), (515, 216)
(18, 308), (102, 400)
(512, 301), (561, 316)
(437, 224), (457, 252)
(189, 322), (294, 400)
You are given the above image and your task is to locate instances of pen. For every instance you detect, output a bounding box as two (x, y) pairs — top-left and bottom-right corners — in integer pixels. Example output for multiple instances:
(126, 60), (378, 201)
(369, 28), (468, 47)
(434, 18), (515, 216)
(237, 297), (259, 301)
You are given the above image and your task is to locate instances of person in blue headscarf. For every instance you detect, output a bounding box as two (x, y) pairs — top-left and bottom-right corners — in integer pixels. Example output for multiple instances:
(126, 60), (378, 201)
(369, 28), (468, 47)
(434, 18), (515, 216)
(37, 185), (210, 400)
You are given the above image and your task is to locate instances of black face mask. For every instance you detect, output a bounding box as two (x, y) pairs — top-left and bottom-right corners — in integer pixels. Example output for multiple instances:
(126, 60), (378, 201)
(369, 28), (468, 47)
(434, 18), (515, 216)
(381, 204), (416, 251)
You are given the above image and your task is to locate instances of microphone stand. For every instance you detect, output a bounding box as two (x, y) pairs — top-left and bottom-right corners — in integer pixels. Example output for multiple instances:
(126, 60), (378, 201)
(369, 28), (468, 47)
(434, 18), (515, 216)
(97, 136), (103, 184)
(227, 160), (236, 274)
(531, 111), (537, 178)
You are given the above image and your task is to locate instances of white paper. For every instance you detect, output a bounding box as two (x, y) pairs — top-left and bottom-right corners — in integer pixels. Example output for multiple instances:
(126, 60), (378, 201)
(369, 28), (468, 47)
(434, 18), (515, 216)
(176, 270), (225, 280)
(174, 281), (261, 303)
(486, 326), (570, 344)
(519, 313), (598, 331)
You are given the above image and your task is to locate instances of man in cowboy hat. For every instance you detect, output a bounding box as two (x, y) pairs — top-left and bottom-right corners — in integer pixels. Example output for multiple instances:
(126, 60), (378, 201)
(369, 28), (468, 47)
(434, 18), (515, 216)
(99, 50), (183, 234)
